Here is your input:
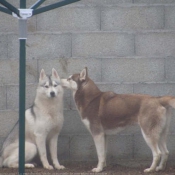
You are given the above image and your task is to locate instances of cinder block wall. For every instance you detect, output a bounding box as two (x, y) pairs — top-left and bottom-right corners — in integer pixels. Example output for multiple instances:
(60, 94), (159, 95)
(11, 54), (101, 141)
(1, 0), (175, 164)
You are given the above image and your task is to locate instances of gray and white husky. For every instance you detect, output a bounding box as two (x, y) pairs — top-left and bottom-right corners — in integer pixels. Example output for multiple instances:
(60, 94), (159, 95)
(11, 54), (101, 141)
(0, 68), (65, 170)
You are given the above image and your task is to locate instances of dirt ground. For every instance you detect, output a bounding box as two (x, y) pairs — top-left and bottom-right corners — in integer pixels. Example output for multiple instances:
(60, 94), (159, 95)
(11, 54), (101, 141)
(1, 161), (175, 175)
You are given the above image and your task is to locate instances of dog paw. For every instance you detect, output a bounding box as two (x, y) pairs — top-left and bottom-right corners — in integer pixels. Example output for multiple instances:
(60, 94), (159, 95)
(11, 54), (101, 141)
(25, 164), (35, 168)
(55, 165), (65, 170)
(92, 167), (103, 173)
(44, 165), (54, 170)
(144, 168), (155, 173)
(156, 166), (165, 172)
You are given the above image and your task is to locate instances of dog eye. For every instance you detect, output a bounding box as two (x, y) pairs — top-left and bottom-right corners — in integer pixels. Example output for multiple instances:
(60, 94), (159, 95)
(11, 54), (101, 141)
(53, 84), (57, 87)
(44, 85), (49, 88)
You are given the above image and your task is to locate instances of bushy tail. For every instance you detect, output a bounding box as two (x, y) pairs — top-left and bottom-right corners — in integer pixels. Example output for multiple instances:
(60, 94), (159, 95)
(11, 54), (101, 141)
(159, 96), (175, 109)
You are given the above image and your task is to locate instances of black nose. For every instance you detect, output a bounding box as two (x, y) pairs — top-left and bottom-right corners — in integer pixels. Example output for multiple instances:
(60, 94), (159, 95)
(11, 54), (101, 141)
(50, 91), (55, 97)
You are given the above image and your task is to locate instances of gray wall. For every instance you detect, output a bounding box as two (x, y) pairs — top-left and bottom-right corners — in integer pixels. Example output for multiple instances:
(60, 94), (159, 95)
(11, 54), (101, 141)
(1, 0), (175, 164)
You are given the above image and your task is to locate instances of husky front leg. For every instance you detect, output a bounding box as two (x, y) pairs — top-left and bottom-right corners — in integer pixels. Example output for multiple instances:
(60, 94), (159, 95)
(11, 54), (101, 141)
(48, 133), (65, 170)
(35, 134), (53, 170)
(92, 132), (106, 173)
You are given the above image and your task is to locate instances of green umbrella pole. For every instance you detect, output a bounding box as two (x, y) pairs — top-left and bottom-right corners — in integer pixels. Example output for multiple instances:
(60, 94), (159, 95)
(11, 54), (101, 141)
(30, 0), (46, 9)
(32, 0), (80, 15)
(19, 39), (26, 175)
(0, 0), (19, 16)
(18, 1), (26, 174)
(0, 5), (11, 15)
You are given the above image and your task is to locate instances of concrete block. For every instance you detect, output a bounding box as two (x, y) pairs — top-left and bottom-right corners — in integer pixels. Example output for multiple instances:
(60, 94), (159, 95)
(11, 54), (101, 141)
(0, 60), (37, 85)
(70, 95), (77, 110)
(63, 89), (72, 110)
(133, 134), (152, 159)
(37, 7), (100, 32)
(8, 34), (71, 59)
(106, 135), (133, 162)
(70, 135), (97, 161)
(72, 33), (134, 57)
(0, 13), (18, 33)
(0, 60), (19, 85)
(61, 110), (89, 135)
(165, 6), (175, 29)
(0, 35), (8, 59)
(134, 83), (175, 96)
(165, 58), (175, 82)
(25, 84), (37, 109)
(57, 135), (70, 161)
(6, 0), (37, 9)
(134, 0), (175, 3)
(76, 0), (132, 6)
(27, 17), (37, 33)
(38, 59), (69, 78)
(167, 134), (175, 160)
(101, 58), (165, 83)
(135, 32), (175, 57)
(98, 83), (134, 94)
(0, 137), (5, 150)
(0, 13), (36, 33)
(7, 84), (37, 110)
(101, 6), (164, 31)
(68, 58), (102, 82)
(169, 110), (175, 134)
(0, 86), (7, 110)
(0, 110), (18, 137)
(43, 0), (132, 6)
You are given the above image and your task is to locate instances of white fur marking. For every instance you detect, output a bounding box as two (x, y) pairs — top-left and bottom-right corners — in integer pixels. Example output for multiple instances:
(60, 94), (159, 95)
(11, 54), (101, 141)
(82, 119), (91, 132)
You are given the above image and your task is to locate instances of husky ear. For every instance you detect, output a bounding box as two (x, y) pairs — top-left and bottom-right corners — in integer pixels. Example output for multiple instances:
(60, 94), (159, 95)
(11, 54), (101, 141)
(39, 69), (46, 81)
(52, 68), (60, 80)
(80, 67), (88, 81)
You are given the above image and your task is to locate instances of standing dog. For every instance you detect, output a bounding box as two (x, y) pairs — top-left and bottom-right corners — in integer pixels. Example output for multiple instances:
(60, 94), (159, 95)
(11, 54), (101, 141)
(0, 68), (65, 170)
(61, 67), (175, 173)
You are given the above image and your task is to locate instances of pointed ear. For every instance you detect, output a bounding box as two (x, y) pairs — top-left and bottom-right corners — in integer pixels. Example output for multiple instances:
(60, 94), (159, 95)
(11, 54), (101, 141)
(80, 67), (88, 81)
(52, 68), (60, 80)
(39, 69), (46, 81)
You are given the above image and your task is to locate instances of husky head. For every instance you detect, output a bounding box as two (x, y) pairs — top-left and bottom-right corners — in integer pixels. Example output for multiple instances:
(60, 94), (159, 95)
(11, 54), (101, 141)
(38, 68), (63, 98)
(61, 67), (88, 94)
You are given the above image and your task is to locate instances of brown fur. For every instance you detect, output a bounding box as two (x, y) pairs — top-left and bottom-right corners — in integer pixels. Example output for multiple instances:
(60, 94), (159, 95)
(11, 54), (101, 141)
(61, 67), (175, 173)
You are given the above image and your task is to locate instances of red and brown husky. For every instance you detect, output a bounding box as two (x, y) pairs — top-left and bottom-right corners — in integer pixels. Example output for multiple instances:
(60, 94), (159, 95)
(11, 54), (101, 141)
(61, 67), (175, 173)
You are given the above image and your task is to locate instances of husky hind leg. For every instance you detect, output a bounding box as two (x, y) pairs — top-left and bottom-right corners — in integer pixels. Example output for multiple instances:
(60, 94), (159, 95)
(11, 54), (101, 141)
(3, 142), (37, 168)
(142, 129), (161, 173)
(156, 108), (171, 171)
(156, 133), (169, 172)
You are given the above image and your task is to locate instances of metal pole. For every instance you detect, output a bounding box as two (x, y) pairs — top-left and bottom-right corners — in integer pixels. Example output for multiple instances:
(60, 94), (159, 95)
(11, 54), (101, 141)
(19, 39), (26, 174)
(0, 0), (19, 16)
(32, 0), (80, 15)
(0, 5), (11, 15)
(0, 1), (81, 175)
(19, 1), (26, 174)
(30, 0), (46, 9)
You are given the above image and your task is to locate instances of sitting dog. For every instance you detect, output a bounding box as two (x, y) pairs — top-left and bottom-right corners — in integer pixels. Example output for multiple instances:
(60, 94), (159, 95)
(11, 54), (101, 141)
(61, 67), (175, 173)
(0, 68), (65, 170)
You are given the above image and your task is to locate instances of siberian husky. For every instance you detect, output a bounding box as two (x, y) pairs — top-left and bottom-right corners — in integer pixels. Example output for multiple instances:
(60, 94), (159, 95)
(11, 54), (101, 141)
(61, 67), (175, 173)
(0, 68), (65, 170)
